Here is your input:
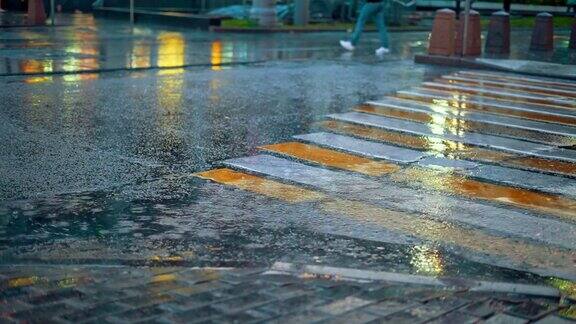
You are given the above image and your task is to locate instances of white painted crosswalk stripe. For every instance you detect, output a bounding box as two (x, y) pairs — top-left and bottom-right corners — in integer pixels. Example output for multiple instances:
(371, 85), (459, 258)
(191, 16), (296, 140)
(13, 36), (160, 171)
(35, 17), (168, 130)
(367, 97), (576, 138)
(223, 154), (576, 250)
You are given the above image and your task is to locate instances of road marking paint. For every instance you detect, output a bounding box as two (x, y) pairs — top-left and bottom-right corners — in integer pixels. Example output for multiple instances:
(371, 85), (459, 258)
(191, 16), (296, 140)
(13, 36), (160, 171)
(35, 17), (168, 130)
(260, 142), (400, 176)
(391, 167), (576, 221)
(397, 90), (576, 126)
(195, 166), (576, 275)
(456, 71), (576, 91)
(195, 168), (325, 203)
(263, 140), (576, 219)
(440, 76), (576, 99)
(355, 104), (576, 146)
(320, 120), (576, 177)
(321, 199), (576, 274)
(294, 132), (425, 163)
(422, 82), (576, 110)
(369, 97), (576, 138)
(330, 112), (563, 161)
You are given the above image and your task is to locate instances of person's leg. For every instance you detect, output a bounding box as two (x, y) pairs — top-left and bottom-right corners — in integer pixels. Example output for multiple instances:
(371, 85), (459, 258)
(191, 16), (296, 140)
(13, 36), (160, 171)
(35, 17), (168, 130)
(375, 3), (390, 48)
(350, 3), (378, 46)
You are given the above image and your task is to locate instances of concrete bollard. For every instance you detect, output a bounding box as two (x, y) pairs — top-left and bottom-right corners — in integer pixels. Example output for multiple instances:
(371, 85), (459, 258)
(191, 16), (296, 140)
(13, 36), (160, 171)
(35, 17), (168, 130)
(530, 12), (554, 51)
(27, 0), (47, 25)
(456, 10), (482, 56)
(570, 18), (576, 49)
(428, 9), (456, 56)
(485, 11), (511, 54)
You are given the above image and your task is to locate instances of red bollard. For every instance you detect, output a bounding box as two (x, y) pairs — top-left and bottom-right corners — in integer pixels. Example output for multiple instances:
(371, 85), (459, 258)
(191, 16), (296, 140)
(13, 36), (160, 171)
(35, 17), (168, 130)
(27, 0), (47, 25)
(485, 11), (511, 54)
(530, 12), (554, 51)
(456, 10), (482, 56)
(570, 18), (576, 50)
(428, 9), (456, 56)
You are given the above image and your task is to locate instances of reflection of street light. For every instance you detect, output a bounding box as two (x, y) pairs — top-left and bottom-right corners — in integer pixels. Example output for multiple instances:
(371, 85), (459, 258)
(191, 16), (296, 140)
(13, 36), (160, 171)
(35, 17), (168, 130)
(410, 245), (444, 276)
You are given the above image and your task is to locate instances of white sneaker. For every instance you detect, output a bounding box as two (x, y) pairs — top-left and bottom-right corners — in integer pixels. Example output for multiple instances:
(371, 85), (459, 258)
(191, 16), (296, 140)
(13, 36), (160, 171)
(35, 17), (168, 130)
(340, 40), (355, 51)
(375, 47), (390, 56)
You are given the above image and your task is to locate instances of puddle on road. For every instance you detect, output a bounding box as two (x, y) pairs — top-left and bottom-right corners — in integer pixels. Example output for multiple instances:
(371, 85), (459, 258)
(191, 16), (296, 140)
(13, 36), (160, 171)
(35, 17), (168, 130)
(0, 177), (559, 286)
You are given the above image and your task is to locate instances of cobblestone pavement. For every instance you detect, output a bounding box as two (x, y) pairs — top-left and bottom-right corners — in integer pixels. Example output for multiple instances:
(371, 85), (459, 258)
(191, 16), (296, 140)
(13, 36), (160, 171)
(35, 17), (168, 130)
(0, 263), (575, 323)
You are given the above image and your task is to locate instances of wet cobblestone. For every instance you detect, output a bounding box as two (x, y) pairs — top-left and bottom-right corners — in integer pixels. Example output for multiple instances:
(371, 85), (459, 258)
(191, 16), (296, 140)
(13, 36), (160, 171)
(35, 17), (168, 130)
(0, 264), (573, 323)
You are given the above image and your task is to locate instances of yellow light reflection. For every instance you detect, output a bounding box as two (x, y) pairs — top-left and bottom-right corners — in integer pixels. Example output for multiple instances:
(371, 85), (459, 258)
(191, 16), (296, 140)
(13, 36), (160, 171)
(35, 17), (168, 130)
(156, 32), (185, 157)
(547, 277), (576, 299)
(211, 40), (222, 71)
(410, 245), (444, 276)
(21, 59), (54, 84)
(9, 276), (41, 288)
(130, 40), (152, 69)
(157, 32), (185, 69)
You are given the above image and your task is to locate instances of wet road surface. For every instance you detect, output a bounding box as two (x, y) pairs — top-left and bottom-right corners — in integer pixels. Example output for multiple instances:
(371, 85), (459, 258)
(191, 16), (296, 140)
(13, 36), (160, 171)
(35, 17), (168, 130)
(1, 14), (576, 323)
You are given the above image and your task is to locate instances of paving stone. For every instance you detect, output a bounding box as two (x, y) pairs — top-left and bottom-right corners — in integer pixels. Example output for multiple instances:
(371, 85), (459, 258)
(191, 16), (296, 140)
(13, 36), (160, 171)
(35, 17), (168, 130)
(170, 281), (230, 297)
(269, 310), (329, 323)
(359, 286), (441, 302)
(316, 284), (364, 300)
(171, 291), (224, 310)
(0, 287), (35, 299)
(115, 305), (166, 321)
(378, 303), (455, 323)
(59, 302), (127, 322)
(133, 317), (172, 324)
(302, 278), (339, 289)
(119, 293), (175, 308)
(77, 286), (134, 303)
(425, 295), (470, 311)
(0, 316), (17, 324)
(261, 283), (314, 300)
(169, 305), (223, 323)
(216, 311), (262, 323)
(27, 288), (84, 305)
(322, 310), (379, 324)
(364, 299), (418, 317)
(460, 299), (503, 318)
(243, 308), (277, 321)
(558, 305), (576, 321)
(218, 281), (274, 297)
(259, 294), (326, 316)
(9, 302), (77, 322)
(254, 274), (302, 286)
(506, 300), (556, 320)
(0, 300), (32, 314)
(318, 296), (373, 315)
(211, 292), (274, 314)
(427, 310), (480, 324)
(484, 313), (528, 324)
(535, 315), (576, 324)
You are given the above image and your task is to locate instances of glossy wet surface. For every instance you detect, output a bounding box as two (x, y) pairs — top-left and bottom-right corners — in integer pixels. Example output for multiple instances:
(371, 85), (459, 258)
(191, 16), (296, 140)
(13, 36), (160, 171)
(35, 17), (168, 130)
(1, 15), (576, 304)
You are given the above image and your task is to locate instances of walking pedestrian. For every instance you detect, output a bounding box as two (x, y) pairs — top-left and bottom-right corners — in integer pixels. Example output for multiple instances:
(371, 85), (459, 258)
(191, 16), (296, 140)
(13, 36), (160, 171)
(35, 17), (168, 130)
(340, 0), (391, 56)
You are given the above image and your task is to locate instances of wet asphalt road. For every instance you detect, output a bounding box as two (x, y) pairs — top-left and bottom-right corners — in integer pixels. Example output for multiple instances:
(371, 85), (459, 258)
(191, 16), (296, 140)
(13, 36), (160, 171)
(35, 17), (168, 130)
(1, 14), (576, 292)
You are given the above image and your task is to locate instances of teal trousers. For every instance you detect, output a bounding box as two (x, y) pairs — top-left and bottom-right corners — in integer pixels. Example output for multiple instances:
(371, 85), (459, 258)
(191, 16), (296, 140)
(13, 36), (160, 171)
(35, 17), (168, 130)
(350, 2), (390, 48)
